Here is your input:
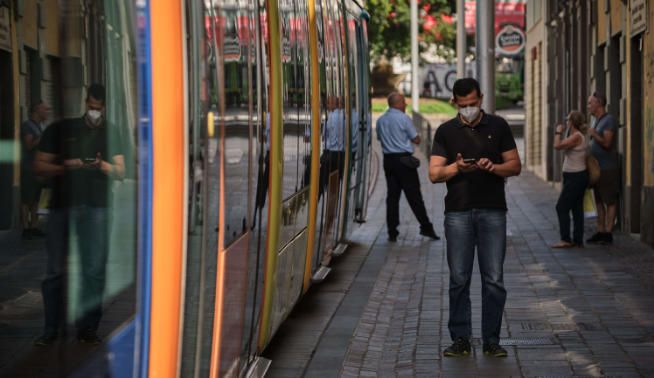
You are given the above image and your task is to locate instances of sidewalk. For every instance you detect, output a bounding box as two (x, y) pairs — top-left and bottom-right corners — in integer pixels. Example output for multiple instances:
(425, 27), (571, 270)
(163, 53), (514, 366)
(264, 135), (654, 377)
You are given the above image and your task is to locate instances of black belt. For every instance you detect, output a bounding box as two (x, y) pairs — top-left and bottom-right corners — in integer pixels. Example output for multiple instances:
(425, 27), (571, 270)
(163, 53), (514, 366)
(384, 152), (412, 158)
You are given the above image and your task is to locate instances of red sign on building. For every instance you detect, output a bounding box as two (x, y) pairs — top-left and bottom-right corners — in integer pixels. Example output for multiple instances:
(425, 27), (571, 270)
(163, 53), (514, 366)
(464, 0), (526, 35)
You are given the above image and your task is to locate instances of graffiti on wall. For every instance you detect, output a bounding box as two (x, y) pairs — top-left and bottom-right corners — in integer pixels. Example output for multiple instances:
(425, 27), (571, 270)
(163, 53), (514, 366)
(398, 64), (476, 100)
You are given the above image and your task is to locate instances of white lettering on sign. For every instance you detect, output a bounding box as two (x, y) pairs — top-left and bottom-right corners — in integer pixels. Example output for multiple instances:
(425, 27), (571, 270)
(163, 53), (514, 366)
(631, 0), (647, 37)
(495, 24), (525, 56)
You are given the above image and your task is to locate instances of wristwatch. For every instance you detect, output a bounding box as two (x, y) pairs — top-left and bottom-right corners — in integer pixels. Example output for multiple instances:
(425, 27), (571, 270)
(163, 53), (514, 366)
(555, 132), (562, 135)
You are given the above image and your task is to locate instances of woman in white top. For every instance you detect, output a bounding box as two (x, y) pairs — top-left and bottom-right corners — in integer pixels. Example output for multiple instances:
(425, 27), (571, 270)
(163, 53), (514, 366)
(552, 110), (589, 248)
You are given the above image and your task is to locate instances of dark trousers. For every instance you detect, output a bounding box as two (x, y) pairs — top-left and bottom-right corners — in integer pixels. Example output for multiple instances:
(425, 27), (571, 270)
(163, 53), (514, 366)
(42, 206), (109, 335)
(319, 150), (345, 197)
(556, 171), (589, 245)
(383, 153), (433, 236)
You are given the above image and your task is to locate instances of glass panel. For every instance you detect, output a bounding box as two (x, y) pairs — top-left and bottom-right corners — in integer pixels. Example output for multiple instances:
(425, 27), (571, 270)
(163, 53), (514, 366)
(347, 14), (360, 192)
(355, 21), (372, 221)
(0, 1), (138, 375)
(222, 0), (252, 248)
(317, 0), (341, 256)
(343, 12), (360, 235)
(179, 0), (219, 376)
(279, 0), (310, 247)
(242, 0), (264, 367)
(281, 0), (299, 203)
(243, 0), (270, 363)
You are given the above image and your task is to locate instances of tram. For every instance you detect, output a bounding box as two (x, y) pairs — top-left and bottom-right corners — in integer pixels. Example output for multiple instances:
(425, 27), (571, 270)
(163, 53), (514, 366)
(0, 0), (371, 376)
(165, 0), (373, 375)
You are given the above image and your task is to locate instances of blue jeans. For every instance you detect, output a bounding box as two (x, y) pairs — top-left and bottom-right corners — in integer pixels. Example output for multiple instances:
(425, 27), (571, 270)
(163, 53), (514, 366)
(444, 209), (507, 345)
(556, 171), (589, 245)
(42, 206), (110, 334)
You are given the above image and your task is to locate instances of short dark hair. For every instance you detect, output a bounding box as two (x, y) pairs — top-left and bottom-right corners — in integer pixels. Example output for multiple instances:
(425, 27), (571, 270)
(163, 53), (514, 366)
(592, 92), (607, 107)
(387, 92), (403, 107)
(452, 78), (481, 100)
(29, 100), (44, 114)
(87, 83), (106, 104)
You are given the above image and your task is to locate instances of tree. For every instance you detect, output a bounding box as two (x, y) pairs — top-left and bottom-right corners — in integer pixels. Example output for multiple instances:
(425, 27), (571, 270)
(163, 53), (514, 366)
(367, 0), (456, 62)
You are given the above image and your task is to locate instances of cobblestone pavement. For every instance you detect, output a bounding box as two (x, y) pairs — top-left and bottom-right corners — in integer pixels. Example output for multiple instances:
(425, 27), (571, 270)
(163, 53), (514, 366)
(264, 131), (654, 377)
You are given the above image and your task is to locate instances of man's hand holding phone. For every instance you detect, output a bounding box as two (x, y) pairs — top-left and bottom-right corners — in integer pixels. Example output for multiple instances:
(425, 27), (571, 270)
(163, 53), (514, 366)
(63, 158), (84, 170)
(455, 154), (477, 173)
(476, 157), (495, 173)
(82, 153), (102, 169)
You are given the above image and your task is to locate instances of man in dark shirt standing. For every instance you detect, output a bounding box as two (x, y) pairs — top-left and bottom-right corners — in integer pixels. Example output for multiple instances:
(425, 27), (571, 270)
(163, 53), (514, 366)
(33, 84), (125, 346)
(429, 78), (521, 357)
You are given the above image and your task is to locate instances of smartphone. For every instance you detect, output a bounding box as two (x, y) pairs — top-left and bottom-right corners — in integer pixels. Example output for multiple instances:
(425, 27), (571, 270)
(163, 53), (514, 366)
(462, 158), (476, 164)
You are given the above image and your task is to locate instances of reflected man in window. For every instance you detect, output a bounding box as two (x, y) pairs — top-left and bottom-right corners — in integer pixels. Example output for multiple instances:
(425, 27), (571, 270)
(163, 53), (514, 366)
(21, 101), (50, 239)
(319, 96), (345, 196)
(33, 84), (125, 346)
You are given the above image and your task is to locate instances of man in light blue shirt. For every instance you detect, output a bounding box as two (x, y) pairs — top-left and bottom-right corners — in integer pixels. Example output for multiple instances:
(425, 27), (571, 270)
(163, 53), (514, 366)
(319, 96), (346, 196)
(376, 92), (438, 242)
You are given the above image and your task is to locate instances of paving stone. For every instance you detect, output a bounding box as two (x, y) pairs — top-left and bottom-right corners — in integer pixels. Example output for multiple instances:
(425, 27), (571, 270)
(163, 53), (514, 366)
(261, 137), (654, 377)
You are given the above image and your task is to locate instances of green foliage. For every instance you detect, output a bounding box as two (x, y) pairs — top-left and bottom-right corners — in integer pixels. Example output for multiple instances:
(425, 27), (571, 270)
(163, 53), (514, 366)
(367, 0), (456, 61)
(418, 99), (457, 116)
(372, 97), (457, 115)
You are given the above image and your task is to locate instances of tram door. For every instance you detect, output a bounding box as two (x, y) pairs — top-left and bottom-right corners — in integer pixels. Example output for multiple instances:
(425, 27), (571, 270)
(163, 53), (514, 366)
(314, 0), (343, 266)
(180, 0), (259, 376)
(343, 8), (371, 237)
(311, 0), (328, 272)
(353, 19), (371, 222)
(179, 2), (220, 377)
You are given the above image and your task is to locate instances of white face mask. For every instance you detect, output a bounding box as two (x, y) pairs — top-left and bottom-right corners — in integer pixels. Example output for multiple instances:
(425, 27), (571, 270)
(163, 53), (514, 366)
(459, 106), (480, 122)
(86, 109), (103, 125)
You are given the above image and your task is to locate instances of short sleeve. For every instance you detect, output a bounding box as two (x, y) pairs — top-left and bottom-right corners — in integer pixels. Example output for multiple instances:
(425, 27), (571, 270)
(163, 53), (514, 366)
(606, 115), (618, 131)
(375, 116), (382, 141)
(108, 124), (126, 158)
(20, 122), (34, 139)
(431, 126), (448, 158)
(403, 117), (418, 140)
(499, 119), (517, 153)
(38, 122), (59, 154)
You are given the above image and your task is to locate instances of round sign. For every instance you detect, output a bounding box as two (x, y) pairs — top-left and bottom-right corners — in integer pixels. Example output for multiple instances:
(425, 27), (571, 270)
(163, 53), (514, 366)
(495, 24), (525, 56)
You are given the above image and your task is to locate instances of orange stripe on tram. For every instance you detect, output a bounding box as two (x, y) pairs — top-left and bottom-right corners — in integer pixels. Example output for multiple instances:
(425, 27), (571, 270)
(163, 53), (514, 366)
(149, 1), (185, 377)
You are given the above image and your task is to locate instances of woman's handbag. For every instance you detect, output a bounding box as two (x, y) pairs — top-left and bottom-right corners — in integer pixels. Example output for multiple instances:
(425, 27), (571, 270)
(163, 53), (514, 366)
(583, 188), (597, 218)
(586, 152), (600, 188)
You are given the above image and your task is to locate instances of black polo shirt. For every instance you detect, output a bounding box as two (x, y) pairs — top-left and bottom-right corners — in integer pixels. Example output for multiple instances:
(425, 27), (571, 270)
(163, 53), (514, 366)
(39, 117), (124, 208)
(431, 112), (517, 213)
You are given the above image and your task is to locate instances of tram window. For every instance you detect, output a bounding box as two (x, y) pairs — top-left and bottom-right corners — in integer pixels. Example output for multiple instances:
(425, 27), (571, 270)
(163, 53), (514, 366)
(347, 14), (360, 171)
(179, 1), (221, 376)
(0, 1), (138, 375)
(281, 2), (300, 200)
(221, 4), (252, 247)
(298, 1), (311, 191)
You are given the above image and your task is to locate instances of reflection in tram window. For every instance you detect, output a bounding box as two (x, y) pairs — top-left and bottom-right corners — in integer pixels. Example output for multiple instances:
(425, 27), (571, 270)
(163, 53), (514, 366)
(222, 1), (253, 247)
(0, 2), (137, 376)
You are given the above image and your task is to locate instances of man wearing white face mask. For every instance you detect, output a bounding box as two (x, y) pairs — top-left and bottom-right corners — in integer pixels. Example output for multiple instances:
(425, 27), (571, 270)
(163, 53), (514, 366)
(428, 78), (521, 358)
(33, 83), (125, 346)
